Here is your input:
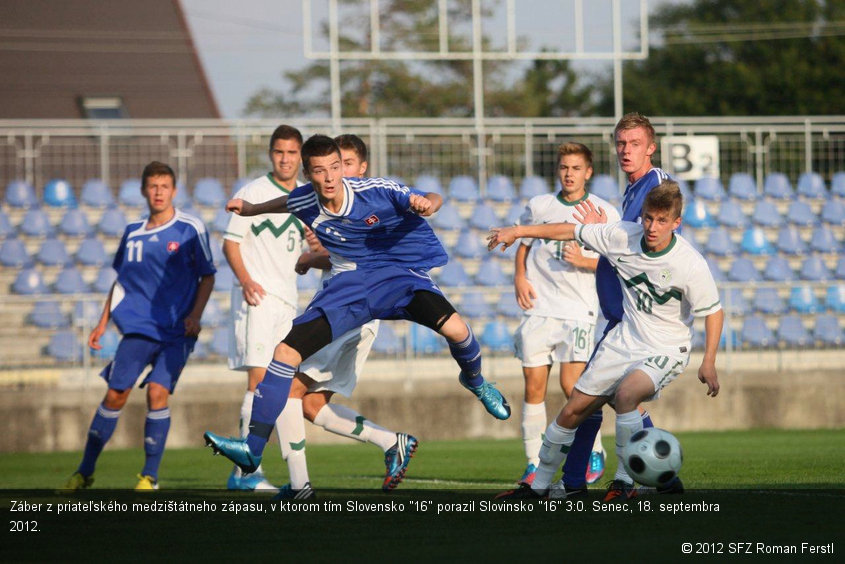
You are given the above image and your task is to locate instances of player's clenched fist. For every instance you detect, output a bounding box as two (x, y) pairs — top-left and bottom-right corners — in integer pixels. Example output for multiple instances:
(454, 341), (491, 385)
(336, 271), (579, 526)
(226, 198), (255, 216)
(409, 193), (433, 216)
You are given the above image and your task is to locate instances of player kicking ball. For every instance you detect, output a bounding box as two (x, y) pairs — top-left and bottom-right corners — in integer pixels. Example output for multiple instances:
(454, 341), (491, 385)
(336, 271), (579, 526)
(488, 180), (723, 499)
(204, 134), (510, 479)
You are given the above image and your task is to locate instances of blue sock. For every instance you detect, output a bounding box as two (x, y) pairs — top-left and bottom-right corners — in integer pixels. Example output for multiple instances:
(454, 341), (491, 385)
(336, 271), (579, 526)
(78, 403), (121, 477)
(642, 411), (654, 428)
(449, 324), (483, 386)
(246, 360), (294, 457)
(562, 410), (603, 488)
(141, 407), (171, 480)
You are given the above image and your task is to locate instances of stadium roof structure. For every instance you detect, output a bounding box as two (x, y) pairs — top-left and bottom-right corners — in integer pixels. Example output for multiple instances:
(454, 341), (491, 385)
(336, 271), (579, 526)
(0, 0), (220, 119)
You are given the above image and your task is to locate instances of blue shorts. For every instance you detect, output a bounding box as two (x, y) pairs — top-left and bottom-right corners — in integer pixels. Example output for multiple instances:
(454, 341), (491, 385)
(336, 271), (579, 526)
(294, 266), (447, 338)
(99, 334), (196, 393)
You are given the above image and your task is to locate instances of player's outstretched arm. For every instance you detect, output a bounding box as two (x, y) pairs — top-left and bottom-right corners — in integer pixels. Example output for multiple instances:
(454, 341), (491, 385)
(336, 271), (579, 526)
(698, 309), (724, 397)
(226, 195), (289, 216)
(184, 274), (215, 337)
(487, 223), (577, 252)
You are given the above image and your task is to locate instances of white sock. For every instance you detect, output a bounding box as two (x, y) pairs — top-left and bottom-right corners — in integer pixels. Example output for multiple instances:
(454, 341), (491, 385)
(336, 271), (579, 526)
(276, 398), (310, 489)
(615, 410), (643, 483)
(533, 421), (576, 493)
(313, 403), (397, 452)
(236, 391), (265, 477)
(521, 401), (546, 466)
(593, 429), (605, 454)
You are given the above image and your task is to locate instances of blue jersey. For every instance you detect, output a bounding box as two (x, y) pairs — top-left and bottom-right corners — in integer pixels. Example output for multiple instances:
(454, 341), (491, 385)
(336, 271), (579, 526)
(596, 167), (671, 324)
(286, 177), (448, 271)
(110, 210), (216, 341)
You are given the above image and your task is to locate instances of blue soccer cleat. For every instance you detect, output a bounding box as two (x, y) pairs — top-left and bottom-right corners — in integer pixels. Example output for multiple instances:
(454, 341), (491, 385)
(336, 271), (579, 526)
(273, 482), (316, 501)
(227, 468), (278, 492)
(204, 431), (261, 474)
(459, 372), (511, 420)
(585, 450), (606, 484)
(518, 462), (537, 486)
(383, 433), (419, 492)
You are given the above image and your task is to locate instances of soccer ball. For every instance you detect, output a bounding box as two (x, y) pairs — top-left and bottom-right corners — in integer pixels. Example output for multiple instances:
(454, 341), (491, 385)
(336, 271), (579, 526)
(620, 427), (683, 487)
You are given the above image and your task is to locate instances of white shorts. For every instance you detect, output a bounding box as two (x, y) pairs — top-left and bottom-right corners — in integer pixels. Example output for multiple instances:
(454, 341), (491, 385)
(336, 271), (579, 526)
(299, 320), (379, 397)
(574, 326), (689, 400)
(514, 315), (595, 367)
(228, 287), (296, 370)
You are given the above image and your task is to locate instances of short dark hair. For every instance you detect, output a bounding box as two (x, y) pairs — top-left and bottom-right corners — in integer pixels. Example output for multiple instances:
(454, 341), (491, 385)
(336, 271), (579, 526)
(643, 179), (683, 219)
(141, 161), (175, 188)
(334, 134), (368, 163)
(301, 134), (341, 173)
(269, 124), (303, 152)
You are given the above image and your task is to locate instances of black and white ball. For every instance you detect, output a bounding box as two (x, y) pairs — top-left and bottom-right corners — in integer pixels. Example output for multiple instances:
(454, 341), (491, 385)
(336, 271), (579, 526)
(621, 427), (683, 487)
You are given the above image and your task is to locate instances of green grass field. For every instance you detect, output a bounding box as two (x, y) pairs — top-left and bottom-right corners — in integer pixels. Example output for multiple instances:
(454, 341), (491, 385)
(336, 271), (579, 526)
(3, 430), (842, 561)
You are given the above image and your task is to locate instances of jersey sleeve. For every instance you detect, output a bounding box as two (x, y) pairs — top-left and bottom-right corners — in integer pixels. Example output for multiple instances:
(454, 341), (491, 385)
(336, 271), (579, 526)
(686, 257), (722, 317)
(575, 222), (631, 259)
(515, 201), (536, 246)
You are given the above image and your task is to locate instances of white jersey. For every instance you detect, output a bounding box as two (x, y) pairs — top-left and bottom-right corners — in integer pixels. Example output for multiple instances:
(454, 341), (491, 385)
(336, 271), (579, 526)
(575, 221), (721, 354)
(517, 192), (620, 321)
(224, 174), (305, 307)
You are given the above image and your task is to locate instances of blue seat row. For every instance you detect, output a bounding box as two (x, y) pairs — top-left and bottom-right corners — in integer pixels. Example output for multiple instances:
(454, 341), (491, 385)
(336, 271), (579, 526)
(684, 198), (845, 229)
(722, 285), (845, 315)
(696, 225), (841, 256)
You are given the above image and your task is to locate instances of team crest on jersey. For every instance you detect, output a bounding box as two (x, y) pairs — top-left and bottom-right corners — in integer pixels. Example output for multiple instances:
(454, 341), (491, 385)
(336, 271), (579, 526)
(659, 269), (672, 284)
(365, 214), (380, 226)
(167, 241), (180, 254)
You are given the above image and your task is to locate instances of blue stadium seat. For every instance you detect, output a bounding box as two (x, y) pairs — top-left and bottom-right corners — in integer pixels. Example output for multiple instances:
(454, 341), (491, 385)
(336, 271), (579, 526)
(97, 207), (128, 238)
(519, 175), (549, 199)
(46, 330), (83, 362)
(720, 287), (749, 316)
(704, 227), (737, 256)
(796, 172), (826, 200)
(43, 179), (77, 208)
(436, 261), (472, 288)
(80, 179), (115, 208)
(809, 225), (840, 253)
(820, 199), (845, 225)
(727, 257), (761, 282)
(73, 300), (102, 326)
(58, 208), (92, 238)
(716, 200), (749, 229)
(409, 324), (444, 354)
(788, 285), (821, 314)
(740, 316), (776, 348)
(837, 257), (845, 280)
(762, 255), (795, 282)
(0, 238), (31, 267)
(480, 320), (513, 352)
(677, 179), (693, 201)
(453, 229), (485, 259)
(194, 178), (225, 208)
(775, 226), (807, 255)
(230, 177), (252, 197)
(12, 268), (48, 295)
(372, 323), (403, 355)
(814, 314), (843, 346)
(5, 180), (38, 209)
(474, 258), (509, 286)
(777, 315), (811, 347)
(590, 174), (619, 202)
(92, 266), (117, 293)
(469, 202), (499, 231)
(173, 181), (191, 208)
(211, 208), (231, 233)
(201, 298), (224, 328)
(504, 202), (526, 226)
(750, 200), (783, 228)
(460, 291), (493, 319)
(799, 256), (832, 281)
(485, 175), (516, 202)
(739, 227), (774, 255)
(694, 175), (725, 201)
(682, 199), (716, 228)
(414, 175), (443, 195)
(91, 328), (121, 360)
(209, 329), (229, 357)
(296, 268), (322, 291)
(727, 173), (757, 201)
(753, 287), (786, 315)
(448, 176), (479, 202)
(832, 172), (845, 198)
(0, 211), (13, 239)
(826, 285), (845, 313)
(786, 200), (817, 227)
(704, 256), (726, 282)
(209, 235), (224, 267)
(180, 204), (202, 221)
(36, 238), (71, 266)
(28, 301), (69, 329)
(431, 202), (465, 231)
(54, 266), (89, 294)
(496, 291), (523, 318)
(118, 178), (145, 208)
(214, 265), (234, 292)
(75, 237), (108, 267)
(763, 173), (793, 200)
(19, 208), (53, 238)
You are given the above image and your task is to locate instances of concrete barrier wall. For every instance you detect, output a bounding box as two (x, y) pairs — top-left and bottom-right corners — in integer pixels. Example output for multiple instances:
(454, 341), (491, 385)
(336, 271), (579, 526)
(0, 352), (843, 453)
